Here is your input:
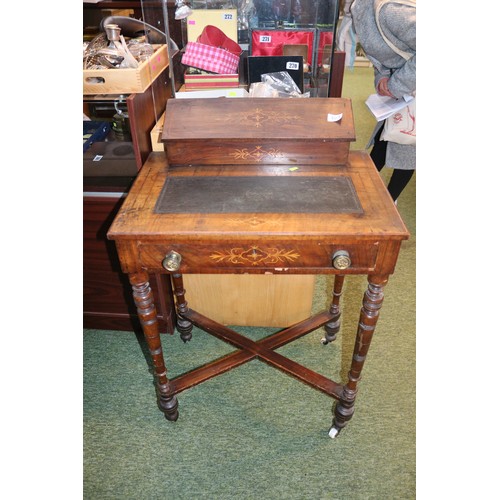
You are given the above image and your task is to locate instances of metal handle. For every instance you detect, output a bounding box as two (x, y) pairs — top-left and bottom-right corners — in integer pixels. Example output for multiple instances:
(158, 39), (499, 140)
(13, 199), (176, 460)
(162, 250), (182, 272)
(332, 250), (351, 270)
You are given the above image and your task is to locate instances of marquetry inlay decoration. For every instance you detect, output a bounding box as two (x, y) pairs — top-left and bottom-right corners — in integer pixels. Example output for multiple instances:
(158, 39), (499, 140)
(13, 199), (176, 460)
(229, 145), (284, 162)
(226, 216), (279, 227)
(210, 245), (300, 266)
(241, 107), (302, 128)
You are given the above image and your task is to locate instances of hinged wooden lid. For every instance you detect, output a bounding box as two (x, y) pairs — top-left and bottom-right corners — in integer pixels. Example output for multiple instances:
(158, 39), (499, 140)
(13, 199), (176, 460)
(162, 98), (355, 143)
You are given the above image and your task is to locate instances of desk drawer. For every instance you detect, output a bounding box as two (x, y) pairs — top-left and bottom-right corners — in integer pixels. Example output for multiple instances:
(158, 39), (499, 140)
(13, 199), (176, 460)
(138, 241), (379, 273)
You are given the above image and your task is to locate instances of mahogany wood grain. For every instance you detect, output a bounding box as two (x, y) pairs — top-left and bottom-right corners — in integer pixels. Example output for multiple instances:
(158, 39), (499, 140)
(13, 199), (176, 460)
(181, 308), (343, 398)
(323, 275), (345, 344)
(162, 98), (355, 166)
(108, 150), (409, 435)
(166, 306), (344, 397)
(329, 51), (346, 97)
(109, 153), (407, 275)
(334, 277), (388, 432)
(130, 272), (179, 421)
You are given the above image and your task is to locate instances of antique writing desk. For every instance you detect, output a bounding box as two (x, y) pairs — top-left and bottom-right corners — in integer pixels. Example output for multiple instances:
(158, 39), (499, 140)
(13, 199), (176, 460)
(107, 98), (409, 437)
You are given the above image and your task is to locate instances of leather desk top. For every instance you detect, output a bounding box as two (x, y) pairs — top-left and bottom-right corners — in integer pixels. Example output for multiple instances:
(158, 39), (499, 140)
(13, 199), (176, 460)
(108, 151), (408, 242)
(108, 151), (409, 276)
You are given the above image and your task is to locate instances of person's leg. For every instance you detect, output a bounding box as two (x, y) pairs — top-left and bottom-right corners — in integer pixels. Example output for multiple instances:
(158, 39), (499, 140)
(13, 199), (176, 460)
(386, 169), (414, 201)
(370, 125), (414, 201)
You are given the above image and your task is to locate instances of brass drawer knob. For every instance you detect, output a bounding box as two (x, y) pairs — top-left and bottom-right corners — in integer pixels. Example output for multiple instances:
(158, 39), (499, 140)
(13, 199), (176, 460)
(162, 250), (182, 271)
(332, 250), (351, 270)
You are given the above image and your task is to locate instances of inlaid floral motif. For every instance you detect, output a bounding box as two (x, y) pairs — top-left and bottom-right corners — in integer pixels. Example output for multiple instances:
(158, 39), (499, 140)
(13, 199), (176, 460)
(209, 246), (300, 265)
(229, 145), (284, 161)
(245, 108), (300, 127)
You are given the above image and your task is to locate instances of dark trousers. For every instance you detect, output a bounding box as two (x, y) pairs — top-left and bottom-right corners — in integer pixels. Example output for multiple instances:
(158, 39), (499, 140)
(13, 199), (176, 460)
(370, 125), (414, 201)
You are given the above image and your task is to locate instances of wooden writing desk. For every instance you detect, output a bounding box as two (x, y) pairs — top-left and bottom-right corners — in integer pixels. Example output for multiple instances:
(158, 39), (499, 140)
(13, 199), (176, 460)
(107, 150), (409, 437)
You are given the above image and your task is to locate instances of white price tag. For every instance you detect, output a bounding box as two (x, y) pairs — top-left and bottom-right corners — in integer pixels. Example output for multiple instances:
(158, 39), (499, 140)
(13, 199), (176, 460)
(259, 35), (272, 43)
(327, 113), (343, 122)
(286, 61), (300, 71)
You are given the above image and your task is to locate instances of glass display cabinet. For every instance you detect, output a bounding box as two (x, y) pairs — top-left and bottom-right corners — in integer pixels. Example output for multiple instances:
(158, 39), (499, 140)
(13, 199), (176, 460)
(174, 0), (342, 96)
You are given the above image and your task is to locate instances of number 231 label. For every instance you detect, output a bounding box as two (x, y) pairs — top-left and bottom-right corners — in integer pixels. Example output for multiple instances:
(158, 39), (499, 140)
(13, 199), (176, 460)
(259, 35), (272, 43)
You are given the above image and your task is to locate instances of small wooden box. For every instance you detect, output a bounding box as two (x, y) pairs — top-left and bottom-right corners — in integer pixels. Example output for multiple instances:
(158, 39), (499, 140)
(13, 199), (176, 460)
(184, 71), (240, 90)
(83, 44), (168, 95)
(162, 97), (355, 166)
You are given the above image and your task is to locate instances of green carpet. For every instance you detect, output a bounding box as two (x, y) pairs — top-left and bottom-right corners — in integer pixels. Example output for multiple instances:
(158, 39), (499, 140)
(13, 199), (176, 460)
(84, 67), (416, 499)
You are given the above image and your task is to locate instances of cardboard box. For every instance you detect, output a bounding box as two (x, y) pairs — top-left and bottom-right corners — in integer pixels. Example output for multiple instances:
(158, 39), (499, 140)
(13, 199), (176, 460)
(186, 9), (238, 43)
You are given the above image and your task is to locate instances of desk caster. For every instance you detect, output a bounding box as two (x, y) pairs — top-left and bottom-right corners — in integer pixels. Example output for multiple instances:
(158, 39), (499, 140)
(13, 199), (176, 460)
(328, 426), (340, 439)
(320, 333), (337, 345)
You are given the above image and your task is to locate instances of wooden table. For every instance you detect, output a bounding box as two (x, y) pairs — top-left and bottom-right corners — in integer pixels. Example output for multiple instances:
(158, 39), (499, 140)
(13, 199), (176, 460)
(108, 151), (409, 437)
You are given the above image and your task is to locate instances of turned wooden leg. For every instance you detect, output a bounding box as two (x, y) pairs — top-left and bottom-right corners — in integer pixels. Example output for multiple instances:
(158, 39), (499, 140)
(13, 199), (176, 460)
(329, 275), (388, 438)
(171, 273), (193, 343)
(130, 272), (179, 421)
(322, 275), (345, 345)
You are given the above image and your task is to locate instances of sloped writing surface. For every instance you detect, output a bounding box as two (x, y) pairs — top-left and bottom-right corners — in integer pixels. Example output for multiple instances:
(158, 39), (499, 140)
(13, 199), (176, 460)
(154, 175), (362, 214)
